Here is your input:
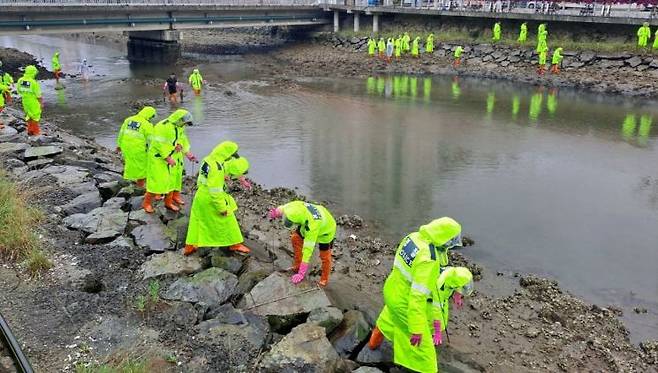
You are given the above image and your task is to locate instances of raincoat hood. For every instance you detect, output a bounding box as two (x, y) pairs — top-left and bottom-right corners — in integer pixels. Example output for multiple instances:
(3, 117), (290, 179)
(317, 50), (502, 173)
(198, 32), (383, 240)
(224, 157), (249, 177)
(168, 109), (193, 126)
(418, 217), (462, 247)
(137, 106), (156, 121)
(279, 201), (307, 224)
(437, 267), (473, 292)
(210, 141), (239, 162)
(193, 68), (199, 74)
(24, 65), (38, 79)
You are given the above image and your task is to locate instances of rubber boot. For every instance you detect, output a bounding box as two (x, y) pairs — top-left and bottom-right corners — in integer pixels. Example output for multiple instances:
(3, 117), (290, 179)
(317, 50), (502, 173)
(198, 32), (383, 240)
(155, 194), (164, 201)
(368, 326), (384, 350)
(183, 244), (197, 256)
(229, 243), (251, 254)
(135, 179), (145, 188)
(289, 231), (304, 272)
(142, 192), (154, 213)
(318, 249), (332, 287)
(172, 191), (185, 205)
(26, 120), (40, 136)
(164, 192), (180, 212)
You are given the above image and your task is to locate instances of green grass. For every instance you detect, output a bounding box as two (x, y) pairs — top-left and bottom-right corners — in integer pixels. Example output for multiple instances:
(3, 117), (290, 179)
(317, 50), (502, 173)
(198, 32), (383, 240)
(74, 359), (148, 373)
(336, 26), (658, 54)
(0, 172), (52, 275)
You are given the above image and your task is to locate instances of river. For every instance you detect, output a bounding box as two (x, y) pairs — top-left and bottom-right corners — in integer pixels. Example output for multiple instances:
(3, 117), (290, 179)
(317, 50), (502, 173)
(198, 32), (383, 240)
(2, 35), (657, 343)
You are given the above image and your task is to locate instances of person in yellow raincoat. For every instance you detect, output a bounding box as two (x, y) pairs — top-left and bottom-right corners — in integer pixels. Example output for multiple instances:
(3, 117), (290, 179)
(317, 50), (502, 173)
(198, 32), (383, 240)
(425, 33), (434, 54)
(116, 106), (156, 188)
(188, 68), (205, 95)
(184, 141), (252, 256)
(367, 37), (376, 57)
(0, 81), (9, 128)
(411, 37), (420, 58)
(17, 65), (43, 136)
(143, 109), (196, 213)
(367, 217), (463, 373)
(268, 201), (336, 287)
(550, 47), (563, 74)
(2, 72), (13, 105)
(394, 37), (402, 59)
(52, 52), (62, 83)
(378, 37), (386, 58)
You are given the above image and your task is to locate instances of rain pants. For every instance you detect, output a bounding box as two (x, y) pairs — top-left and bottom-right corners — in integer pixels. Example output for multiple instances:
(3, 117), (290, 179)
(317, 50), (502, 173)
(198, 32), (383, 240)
(280, 201), (336, 263)
(185, 141), (250, 248)
(16, 65), (41, 121)
(116, 107), (155, 181)
(375, 218), (462, 373)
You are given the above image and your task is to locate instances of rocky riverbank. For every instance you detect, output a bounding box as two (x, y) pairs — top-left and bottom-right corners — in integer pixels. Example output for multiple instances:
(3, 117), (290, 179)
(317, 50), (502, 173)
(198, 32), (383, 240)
(0, 104), (656, 372)
(0, 47), (49, 78)
(247, 33), (658, 99)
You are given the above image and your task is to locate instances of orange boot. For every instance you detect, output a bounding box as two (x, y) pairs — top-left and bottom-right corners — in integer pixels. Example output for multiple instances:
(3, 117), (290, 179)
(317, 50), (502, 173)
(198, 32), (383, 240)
(142, 192), (154, 213)
(368, 326), (384, 350)
(289, 231), (303, 272)
(172, 191), (185, 205)
(164, 192), (180, 212)
(183, 244), (197, 256)
(318, 249), (332, 287)
(229, 243), (251, 254)
(135, 179), (145, 188)
(26, 120), (41, 136)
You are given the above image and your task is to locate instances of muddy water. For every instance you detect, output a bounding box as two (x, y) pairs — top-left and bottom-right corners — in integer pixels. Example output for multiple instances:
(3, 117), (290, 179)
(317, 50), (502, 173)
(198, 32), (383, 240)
(2, 35), (657, 343)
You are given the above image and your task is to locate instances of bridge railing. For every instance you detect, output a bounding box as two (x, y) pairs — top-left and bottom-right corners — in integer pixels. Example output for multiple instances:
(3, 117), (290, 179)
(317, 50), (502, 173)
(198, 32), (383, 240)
(0, 0), (320, 6)
(322, 0), (658, 19)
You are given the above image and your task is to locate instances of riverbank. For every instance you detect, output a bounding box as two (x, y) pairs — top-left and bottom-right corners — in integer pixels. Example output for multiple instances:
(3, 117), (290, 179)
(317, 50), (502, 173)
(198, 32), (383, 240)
(247, 33), (658, 99)
(0, 102), (656, 373)
(0, 47), (49, 78)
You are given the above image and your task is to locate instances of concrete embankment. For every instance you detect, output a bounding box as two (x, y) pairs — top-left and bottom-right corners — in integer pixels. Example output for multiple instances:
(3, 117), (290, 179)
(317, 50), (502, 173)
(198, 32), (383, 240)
(0, 102), (656, 372)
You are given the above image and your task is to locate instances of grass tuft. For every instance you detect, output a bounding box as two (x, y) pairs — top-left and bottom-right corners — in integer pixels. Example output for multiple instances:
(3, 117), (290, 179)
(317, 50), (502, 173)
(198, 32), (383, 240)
(0, 171), (51, 275)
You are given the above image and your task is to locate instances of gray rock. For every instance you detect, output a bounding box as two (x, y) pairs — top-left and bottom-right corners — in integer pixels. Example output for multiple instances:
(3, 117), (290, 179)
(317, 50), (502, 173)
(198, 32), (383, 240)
(244, 272), (331, 328)
(23, 145), (63, 160)
(308, 307), (343, 335)
(356, 339), (393, 365)
(525, 326), (540, 338)
(118, 184), (145, 198)
(130, 222), (172, 253)
(93, 171), (123, 184)
(353, 367), (385, 373)
(103, 197), (126, 209)
(162, 301), (198, 328)
(162, 267), (238, 307)
(195, 311), (270, 368)
(128, 209), (158, 225)
(0, 142), (29, 156)
(43, 165), (91, 187)
(626, 56), (643, 68)
(141, 251), (203, 280)
(26, 158), (53, 170)
(237, 269), (272, 295)
(649, 59), (658, 69)
(336, 214), (364, 228)
(210, 252), (244, 275)
(63, 206), (128, 236)
(598, 59), (624, 68)
(98, 181), (122, 200)
(579, 51), (596, 63)
(329, 310), (371, 358)
(105, 236), (133, 250)
(2, 158), (25, 170)
(0, 126), (19, 142)
(85, 229), (121, 244)
(60, 191), (103, 215)
(128, 196), (144, 211)
(205, 303), (245, 322)
(259, 323), (340, 373)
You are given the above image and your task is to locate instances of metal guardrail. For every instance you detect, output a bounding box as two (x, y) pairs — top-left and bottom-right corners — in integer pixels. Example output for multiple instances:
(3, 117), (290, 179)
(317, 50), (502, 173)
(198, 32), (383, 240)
(0, 0), (320, 5)
(322, 0), (658, 19)
(0, 312), (33, 373)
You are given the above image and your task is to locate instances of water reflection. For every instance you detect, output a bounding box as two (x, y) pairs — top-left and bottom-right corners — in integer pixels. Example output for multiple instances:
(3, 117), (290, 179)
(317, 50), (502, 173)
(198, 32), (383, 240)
(623, 114), (653, 147)
(451, 77), (461, 100)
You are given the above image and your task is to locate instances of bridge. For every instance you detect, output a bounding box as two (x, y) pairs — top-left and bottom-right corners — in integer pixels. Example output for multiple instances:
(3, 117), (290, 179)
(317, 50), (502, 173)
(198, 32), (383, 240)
(0, 0), (655, 62)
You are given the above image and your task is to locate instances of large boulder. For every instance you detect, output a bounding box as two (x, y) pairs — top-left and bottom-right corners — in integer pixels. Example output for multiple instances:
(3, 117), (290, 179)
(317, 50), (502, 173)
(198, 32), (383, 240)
(0, 126), (19, 142)
(244, 272), (331, 333)
(353, 367), (385, 373)
(130, 222), (173, 253)
(43, 165), (92, 188)
(23, 145), (63, 161)
(162, 267), (238, 307)
(59, 191), (102, 215)
(0, 142), (29, 156)
(210, 252), (245, 275)
(329, 310), (371, 358)
(259, 323), (341, 373)
(356, 339), (393, 366)
(141, 251), (203, 280)
(308, 307), (343, 335)
(63, 206), (128, 236)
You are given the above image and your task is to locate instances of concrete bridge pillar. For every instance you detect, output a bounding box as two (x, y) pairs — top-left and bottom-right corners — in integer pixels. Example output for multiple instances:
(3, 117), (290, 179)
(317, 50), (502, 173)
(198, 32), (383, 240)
(127, 30), (181, 64)
(333, 11), (340, 32)
(373, 14), (379, 33)
(354, 12), (360, 32)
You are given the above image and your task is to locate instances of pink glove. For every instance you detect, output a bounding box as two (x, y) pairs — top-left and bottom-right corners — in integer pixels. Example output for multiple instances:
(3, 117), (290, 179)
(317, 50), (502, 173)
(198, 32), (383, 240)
(291, 262), (309, 284)
(410, 334), (422, 346)
(165, 157), (176, 166)
(238, 176), (252, 190)
(432, 321), (442, 346)
(185, 152), (197, 162)
(453, 292), (463, 309)
(268, 207), (283, 220)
